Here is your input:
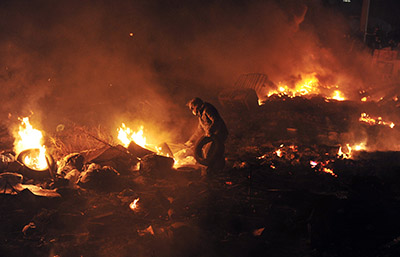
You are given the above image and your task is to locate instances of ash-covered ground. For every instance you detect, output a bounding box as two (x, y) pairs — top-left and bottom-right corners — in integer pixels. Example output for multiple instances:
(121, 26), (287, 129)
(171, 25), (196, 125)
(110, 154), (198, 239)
(2, 96), (400, 257)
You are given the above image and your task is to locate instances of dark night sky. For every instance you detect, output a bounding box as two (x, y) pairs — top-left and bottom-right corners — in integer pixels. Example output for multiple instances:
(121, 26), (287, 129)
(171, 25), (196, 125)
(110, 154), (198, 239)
(368, 0), (400, 27)
(327, 0), (400, 29)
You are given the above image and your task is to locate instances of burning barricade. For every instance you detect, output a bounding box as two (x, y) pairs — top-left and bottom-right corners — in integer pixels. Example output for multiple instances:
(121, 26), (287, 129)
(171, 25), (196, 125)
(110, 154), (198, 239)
(2, 92), (400, 257)
(51, 122), (203, 191)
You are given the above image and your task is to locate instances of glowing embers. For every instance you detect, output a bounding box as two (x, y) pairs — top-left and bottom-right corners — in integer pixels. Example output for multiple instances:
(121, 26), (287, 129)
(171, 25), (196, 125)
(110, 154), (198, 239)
(14, 117), (48, 171)
(309, 160), (337, 177)
(273, 144), (297, 158)
(258, 144), (338, 177)
(359, 113), (395, 128)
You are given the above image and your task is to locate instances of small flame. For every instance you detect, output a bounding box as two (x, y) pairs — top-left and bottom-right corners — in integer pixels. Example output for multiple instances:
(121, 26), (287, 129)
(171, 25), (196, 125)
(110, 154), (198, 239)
(130, 197), (140, 211)
(359, 113), (395, 128)
(337, 142), (366, 159)
(330, 90), (345, 101)
(338, 144), (352, 159)
(310, 160), (318, 168)
(14, 117), (48, 170)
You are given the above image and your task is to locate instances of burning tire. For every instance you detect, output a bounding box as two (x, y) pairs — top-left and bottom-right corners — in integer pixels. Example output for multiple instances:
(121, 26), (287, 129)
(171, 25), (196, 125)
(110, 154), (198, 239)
(16, 148), (56, 180)
(194, 136), (222, 166)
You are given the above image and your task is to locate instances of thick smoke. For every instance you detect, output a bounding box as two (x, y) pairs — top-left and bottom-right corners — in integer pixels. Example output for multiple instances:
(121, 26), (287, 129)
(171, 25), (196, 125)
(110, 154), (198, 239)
(0, 0), (382, 142)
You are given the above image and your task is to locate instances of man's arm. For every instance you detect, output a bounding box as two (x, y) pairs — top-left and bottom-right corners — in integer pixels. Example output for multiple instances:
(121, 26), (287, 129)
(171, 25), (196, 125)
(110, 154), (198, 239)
(186, 123), (203, 146)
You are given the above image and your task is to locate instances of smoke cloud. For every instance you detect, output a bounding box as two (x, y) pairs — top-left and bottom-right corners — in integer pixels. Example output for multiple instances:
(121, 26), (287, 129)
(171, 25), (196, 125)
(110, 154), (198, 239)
(0, 0), (384, 142)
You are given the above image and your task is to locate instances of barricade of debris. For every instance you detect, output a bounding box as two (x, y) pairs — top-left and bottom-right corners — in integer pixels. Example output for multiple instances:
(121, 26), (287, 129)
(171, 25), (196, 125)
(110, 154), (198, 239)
(2, 96), (400, 256)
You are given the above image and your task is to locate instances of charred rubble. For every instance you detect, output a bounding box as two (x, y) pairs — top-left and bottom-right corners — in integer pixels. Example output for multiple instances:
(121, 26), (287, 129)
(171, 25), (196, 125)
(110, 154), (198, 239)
(2, 96), (400, 257)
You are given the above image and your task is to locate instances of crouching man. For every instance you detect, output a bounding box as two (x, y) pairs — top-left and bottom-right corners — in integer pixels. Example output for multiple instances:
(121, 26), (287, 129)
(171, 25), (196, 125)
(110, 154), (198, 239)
(186, 97), (228, 174)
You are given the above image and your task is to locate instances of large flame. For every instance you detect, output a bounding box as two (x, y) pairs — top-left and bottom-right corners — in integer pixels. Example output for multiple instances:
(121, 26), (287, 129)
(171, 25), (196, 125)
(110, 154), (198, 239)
(260, 72), (346, 103)
(117, 123), (147, 148)
(117, 123), (196, 168)
(267, 73), (321, 98)
(14, 117), (48, 170)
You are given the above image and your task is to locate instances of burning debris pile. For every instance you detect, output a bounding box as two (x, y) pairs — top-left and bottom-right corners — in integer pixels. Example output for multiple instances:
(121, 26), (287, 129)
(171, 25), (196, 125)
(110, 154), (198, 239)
(3, 0), (400, 255)
(2, 91), (400, 257)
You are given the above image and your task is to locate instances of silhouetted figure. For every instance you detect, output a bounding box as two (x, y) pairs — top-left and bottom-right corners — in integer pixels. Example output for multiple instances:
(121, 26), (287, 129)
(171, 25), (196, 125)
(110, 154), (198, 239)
(186, 97), (228, 175)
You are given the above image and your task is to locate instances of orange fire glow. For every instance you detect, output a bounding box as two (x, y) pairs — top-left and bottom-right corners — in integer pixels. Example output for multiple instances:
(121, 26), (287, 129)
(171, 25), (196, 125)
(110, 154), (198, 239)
(173, 154), (196, 168)
(309, 160), (337, 177)
(259, 73), (348, 103)
(14, 117), (48, 170)
(337, 144), (351, 159)
(329, 90), (346, 101)
(118, 123), (147, 148)
(359, 113), (395, 128)
(117, 123), (196, 168)
(337, 143), (366, 159)
(322, 167), (337, 177)
(275, 149), (283, 157)
(129, 197), (140, 211)
(267, 73), (321, 98)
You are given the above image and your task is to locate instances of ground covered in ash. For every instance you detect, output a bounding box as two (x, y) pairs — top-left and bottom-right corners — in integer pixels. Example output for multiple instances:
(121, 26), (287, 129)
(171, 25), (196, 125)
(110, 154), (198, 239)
(2, 96), (400, 257)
